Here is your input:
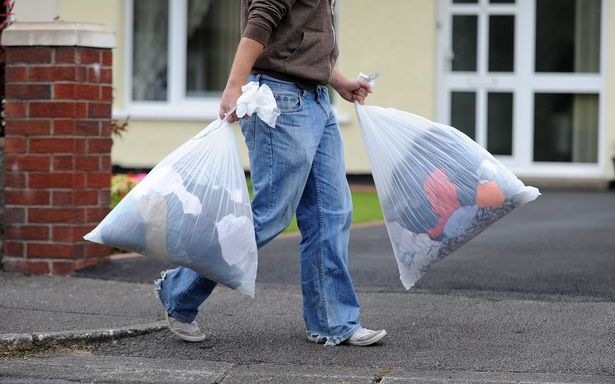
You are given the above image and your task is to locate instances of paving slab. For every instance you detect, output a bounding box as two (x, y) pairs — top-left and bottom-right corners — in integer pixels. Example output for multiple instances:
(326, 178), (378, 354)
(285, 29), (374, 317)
(0, 273), (162, 335)
(381, 369), (615, 384)
(0, 355), (233, 384)
(1, 355), (613, 384)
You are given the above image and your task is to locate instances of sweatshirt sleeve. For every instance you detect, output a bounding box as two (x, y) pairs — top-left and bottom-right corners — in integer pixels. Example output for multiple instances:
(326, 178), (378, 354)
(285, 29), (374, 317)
(243, 0), (297, 46)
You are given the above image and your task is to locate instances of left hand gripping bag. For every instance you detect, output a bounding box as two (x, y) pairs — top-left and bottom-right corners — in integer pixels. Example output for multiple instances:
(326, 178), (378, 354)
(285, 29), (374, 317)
(85, 83), (280, 298)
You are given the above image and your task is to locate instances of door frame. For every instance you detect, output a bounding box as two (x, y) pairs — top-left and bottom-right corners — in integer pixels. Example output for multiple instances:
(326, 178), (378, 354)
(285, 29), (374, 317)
(435, 0), (608, 178)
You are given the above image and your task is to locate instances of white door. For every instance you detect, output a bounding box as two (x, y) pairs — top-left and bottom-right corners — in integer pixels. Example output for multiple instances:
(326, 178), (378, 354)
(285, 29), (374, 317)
(437, 0), (606, 178)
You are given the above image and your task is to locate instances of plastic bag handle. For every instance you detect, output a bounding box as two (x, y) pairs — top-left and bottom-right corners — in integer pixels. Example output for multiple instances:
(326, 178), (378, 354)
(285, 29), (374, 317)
(192, 107), (238, 141)
(358, 72), (379, 89)
(354, 72), (379, 109)
(222, 106), (238, 122)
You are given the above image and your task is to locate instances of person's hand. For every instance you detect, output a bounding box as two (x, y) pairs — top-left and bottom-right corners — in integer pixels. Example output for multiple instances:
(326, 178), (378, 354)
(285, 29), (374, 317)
(219, 83), (242, 123)
(331, 74), (372, 104)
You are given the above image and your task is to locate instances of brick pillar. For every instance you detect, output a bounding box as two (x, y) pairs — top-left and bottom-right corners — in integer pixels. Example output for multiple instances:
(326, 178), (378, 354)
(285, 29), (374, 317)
(1, 22), (116, 275)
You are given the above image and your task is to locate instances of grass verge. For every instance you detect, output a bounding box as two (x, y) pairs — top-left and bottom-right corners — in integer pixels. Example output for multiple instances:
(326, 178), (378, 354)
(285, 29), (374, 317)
(246, 178), (383, 233)
(111, 175), (384, 234)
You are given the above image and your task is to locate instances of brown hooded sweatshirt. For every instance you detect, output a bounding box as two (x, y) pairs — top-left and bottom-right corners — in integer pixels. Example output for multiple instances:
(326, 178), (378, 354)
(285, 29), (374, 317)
(241, 0), (338, 89)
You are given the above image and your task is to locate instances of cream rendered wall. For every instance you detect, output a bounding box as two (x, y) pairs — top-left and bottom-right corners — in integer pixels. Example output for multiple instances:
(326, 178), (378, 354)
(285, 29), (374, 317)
(15, 1), (613, 181)
(111, 122), (251, 169)
(110, 120), (248, 167)
(13, 0), (60, 21)
(336, 0), (437, 173)
(111, 121), (251, 169)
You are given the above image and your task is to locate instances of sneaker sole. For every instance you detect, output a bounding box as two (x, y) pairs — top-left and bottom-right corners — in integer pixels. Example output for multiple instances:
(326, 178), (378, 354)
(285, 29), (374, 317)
(346, 330), (387, 346)
(165, 313), (207, 342)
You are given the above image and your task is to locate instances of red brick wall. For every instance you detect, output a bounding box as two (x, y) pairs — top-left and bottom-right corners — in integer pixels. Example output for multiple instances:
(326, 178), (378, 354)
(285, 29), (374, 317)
(2, 45), (113, 275)
(0, 33), (6, 262)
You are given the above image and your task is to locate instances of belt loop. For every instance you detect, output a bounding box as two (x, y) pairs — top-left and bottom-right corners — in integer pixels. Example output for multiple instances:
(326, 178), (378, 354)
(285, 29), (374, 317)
(254, 73), (262, 84)
(314, 85), (321, 103)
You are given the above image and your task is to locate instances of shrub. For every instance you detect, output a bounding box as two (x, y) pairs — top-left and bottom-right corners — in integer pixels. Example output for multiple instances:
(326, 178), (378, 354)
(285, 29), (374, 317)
(110, 173), (147, 208)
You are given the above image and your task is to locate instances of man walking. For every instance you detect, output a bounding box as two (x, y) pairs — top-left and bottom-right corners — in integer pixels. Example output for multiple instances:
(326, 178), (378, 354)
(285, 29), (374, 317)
(156, 0), (386, 347)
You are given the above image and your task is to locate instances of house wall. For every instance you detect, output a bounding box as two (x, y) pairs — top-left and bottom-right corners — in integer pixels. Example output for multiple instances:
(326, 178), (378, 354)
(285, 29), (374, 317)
(335, 0), (437, 173)
(47, 0), (438, 173)
(10, 0), (614, 181)
(59, 0), (249, 169)
(108, 119), (250, 169)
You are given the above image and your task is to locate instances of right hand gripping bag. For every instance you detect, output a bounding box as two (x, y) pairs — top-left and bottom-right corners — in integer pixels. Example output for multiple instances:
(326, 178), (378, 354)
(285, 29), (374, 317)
(355, 102), (540, 290)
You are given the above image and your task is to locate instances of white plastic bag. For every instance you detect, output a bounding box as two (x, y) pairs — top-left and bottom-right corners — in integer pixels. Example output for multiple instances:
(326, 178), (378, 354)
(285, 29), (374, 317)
(84, 82), (280, 297)
(354, 75), (539, 290)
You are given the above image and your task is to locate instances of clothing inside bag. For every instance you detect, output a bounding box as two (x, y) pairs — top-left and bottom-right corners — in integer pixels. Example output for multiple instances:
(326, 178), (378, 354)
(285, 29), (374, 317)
(355, 100), (539, 290)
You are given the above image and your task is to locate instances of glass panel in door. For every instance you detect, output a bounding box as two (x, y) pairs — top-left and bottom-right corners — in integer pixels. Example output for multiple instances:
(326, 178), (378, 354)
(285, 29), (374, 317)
(488, 15), (514, 72)
(535, 0), (601, 73)
(186, 0), (241, 97)
(533, 93), (599, 163)
(487, 92), (513, 155)
(452, 15), (478, 71)
(451, 92), (476, 139)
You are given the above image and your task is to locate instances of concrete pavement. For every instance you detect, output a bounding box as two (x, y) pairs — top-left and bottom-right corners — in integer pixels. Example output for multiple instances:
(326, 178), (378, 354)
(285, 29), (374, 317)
(0, 272), (165, 352)
(1, 280), (614, 382)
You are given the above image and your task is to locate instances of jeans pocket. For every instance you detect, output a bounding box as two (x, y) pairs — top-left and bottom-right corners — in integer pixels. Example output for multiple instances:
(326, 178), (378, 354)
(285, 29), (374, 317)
(239, 118), (256, 150)
(275, 91), (303, 114)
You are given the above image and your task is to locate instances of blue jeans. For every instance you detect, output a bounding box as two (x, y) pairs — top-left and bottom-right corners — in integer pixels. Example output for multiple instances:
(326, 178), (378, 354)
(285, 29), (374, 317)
(156, 74), (361, 345)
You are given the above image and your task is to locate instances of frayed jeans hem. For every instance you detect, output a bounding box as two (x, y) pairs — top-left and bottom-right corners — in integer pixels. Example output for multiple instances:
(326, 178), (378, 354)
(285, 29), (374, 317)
(154, 270), (195, 324)
(306, 323), (361, 346)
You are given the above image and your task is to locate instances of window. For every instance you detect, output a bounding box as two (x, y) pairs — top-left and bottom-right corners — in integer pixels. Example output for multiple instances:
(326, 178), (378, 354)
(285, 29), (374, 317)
(127, 0), (241, 118)
(534, 93), (599, 163)
(186, 0), (241, 97)
(535, 0), (601, 73)
(532, 0), (601, 163)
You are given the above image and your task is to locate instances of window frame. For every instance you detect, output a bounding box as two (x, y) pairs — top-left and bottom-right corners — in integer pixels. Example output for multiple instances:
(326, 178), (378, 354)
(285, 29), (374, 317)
(123, 0), (224, 121)
(120, 0), (348, 123)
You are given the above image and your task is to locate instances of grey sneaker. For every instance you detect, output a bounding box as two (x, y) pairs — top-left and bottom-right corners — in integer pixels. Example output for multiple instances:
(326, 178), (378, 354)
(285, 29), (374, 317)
(165, 313), (207, 342)
(307, 327), (387, 346)
(345, 327), (387, 346)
